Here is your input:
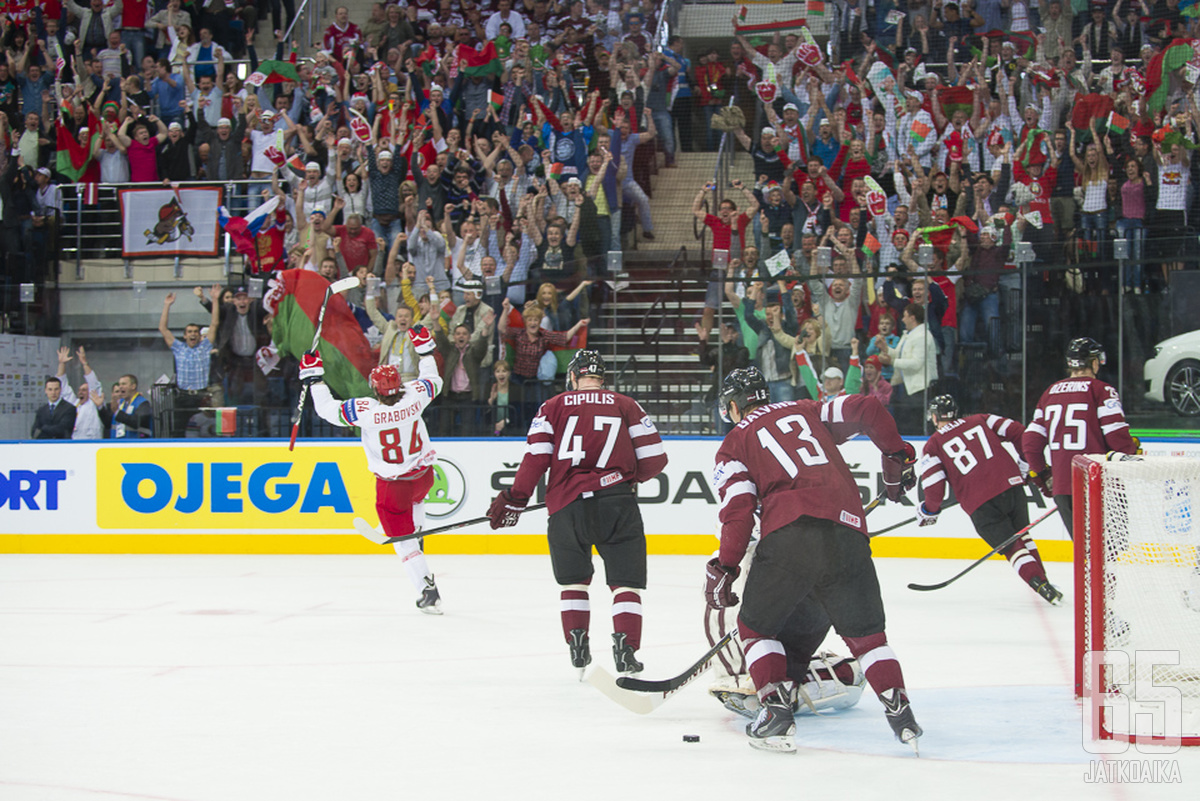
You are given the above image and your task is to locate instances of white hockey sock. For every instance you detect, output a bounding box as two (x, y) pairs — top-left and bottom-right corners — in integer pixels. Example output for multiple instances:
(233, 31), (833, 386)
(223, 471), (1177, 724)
(393, 537), (433, 593)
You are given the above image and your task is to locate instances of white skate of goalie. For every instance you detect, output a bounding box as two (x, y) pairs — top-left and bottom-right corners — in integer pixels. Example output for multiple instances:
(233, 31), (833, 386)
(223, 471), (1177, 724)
(709, 651), (866, 719)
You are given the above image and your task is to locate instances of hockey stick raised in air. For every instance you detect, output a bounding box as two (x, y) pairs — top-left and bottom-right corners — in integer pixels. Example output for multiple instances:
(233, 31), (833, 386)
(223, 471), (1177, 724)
(353, 504), (550, 545)
(869, 501), (959, 539)
(287, 275), (360, 451)
(616, 628), (737, 694)
(906, 507), (1059, 592)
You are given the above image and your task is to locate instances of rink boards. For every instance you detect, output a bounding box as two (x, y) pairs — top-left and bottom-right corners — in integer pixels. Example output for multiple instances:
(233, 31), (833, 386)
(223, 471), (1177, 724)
(0, 438), (1193, 557)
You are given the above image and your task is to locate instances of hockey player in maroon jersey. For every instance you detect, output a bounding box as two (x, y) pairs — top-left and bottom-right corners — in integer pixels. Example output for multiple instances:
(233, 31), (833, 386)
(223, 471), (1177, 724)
(486, 350), (668, 677)
(703, 367), (922, 754)
(1022, 337), (1138, 535)
(918, 395), (1062, 605)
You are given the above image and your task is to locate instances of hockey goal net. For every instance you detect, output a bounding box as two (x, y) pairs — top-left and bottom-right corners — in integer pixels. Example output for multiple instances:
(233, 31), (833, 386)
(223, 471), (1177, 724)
(1074, 454), (1200, 746)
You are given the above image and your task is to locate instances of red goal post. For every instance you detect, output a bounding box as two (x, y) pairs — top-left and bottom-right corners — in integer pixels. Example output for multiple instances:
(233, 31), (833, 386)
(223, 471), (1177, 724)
(1073, 453), (1200, 746)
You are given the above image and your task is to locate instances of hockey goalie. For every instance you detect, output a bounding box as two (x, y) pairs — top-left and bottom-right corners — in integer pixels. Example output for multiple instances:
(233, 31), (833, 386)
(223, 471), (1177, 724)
(705, 536), (867, 720)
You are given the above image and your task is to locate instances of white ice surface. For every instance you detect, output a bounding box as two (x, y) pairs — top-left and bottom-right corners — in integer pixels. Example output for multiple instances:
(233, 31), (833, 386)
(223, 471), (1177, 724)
(2, 553), (1198, 801)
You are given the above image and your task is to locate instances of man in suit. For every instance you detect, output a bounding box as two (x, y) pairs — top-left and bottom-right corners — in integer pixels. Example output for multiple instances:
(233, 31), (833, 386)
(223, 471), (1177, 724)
(32, 377), (77, 439)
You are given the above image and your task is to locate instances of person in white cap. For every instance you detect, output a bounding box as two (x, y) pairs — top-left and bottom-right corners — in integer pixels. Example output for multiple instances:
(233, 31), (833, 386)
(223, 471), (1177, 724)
(300, 160), (334, 215)
(195, 113), (245, 196)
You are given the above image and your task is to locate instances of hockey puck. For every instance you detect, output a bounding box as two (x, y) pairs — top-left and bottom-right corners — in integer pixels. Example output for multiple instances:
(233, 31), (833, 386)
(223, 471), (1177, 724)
(683, 735), (700, 743)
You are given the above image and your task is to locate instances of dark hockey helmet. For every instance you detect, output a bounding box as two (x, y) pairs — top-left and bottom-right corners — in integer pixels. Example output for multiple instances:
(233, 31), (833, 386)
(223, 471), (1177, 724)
(567, 349), (606, 385)
(719, 367), (770, 423)
(369, 364), (404, 397)
(927, 394), (959, 423)
(1066, 337), (1106, 369)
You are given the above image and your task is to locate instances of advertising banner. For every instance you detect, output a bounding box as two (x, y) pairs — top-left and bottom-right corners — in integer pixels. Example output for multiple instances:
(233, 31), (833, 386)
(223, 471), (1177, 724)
(120, 187), (223, 258)
(4, 439), (1194, 555)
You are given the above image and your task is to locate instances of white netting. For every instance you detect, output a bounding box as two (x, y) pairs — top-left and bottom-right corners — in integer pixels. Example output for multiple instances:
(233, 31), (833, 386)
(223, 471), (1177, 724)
(1079, 455), (1200, 743)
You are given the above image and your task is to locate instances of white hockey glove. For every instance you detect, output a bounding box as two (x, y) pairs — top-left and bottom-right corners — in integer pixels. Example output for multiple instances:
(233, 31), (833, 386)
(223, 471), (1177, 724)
(916, 503), (939, 528)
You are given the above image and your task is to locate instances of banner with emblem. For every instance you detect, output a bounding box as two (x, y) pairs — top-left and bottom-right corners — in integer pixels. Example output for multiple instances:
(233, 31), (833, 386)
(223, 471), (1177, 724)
(119, 187), (224, 258)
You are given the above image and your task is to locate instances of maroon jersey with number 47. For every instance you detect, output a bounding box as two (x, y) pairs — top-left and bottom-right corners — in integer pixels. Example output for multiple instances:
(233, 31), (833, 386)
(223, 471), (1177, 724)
(1022, 377), (1136, 494)
(510, 390), (668, 514)
(919, 413), (1027, 515)
(712, 395), (906, 568)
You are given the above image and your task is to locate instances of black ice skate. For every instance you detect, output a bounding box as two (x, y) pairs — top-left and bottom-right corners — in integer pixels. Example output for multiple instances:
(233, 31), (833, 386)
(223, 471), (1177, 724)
(1029, 576), (1064, 606)
(746, 687), (796, 754)
(416, 576), (442, 615)
(881, 688), (922, 755)
(611, 632), (643, 676)
(568, 628), (591, 680)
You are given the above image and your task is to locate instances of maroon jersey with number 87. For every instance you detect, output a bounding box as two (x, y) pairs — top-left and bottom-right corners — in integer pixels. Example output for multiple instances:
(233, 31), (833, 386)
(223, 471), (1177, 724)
(510, 390), (668, 514)
(920, 413), (1026, 515)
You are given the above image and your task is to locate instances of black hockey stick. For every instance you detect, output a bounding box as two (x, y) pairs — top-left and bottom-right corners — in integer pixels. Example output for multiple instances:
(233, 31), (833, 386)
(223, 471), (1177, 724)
(906, 507), (1059, 592)
(354, 503), (550, 545)
(869, 501), (959, 539)
(616, 628), (737, 694)
(288, 276), (360, 451)
(616, 496), (884, 695)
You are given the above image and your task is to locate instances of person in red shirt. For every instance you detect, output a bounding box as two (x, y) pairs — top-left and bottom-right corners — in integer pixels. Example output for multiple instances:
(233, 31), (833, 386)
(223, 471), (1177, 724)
(704, 368), (921, 754)
(692, 179), (758, 335)
(322, 196), (378, 276)
(323, 6), (362, 61)
(486, 351), (668, 677)
(918, 395), (1061, 604)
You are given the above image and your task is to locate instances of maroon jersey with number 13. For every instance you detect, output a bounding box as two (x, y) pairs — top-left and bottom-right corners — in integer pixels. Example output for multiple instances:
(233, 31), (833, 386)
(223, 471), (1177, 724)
(712, 395), (906, 567)
(510, 390), (668, 513)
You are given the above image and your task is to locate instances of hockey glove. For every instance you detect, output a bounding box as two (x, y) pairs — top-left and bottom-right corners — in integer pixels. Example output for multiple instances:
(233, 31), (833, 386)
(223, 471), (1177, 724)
(703, 558), (741, 609)
(298, 350), (325, 385)
(408, 325), (436, 356)
(1016, 458), (1030, 482)
(916, 503), (939, 527)
(882, 442), (917, 502)
(487, 489), (528, 530)
(1028, 469), (1053, 497)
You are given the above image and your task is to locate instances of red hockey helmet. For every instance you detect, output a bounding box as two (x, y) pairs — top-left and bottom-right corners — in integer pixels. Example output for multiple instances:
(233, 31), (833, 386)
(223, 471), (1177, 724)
(369, 364), (404, 397)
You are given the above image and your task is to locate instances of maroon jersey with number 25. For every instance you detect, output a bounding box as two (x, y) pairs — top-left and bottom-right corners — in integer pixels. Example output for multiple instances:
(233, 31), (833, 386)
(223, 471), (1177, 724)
(712, 395), (906, 568)
(510, 390), (668, 514)
(1022, 377), (1136, 494)
(919, 413), (1027, 515)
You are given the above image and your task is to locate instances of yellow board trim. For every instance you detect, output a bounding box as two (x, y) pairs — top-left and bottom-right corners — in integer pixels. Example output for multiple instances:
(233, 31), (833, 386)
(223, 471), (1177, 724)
(0, 534), (1076, 561)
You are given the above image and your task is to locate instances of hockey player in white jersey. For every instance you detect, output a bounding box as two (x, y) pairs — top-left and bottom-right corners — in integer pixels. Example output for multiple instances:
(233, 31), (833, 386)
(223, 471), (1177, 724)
(301, 326), (446, 613)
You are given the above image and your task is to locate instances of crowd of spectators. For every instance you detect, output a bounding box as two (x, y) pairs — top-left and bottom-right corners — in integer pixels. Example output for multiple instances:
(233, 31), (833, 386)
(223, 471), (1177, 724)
(13, 0), (1200, 436)
(685, 0), (1200, 432)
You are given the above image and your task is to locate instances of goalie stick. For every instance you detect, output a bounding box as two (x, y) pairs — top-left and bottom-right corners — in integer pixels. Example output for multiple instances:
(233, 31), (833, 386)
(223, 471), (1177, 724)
(352, 504), (549, 545)
(906, 507), (1058, 592)
(614, 496), (886, 697)
(287, 275), (360, 451)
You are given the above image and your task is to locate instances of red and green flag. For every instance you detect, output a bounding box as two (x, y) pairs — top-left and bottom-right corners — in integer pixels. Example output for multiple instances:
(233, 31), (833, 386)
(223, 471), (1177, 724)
(489, 90), (504, 114)
(738, 5), (748, 22)
(806, 0), (826, 17)
(910, 119), (933, 143)
(266, 269), (375, 400)
(248, 59), (301, 86)
(1146, 39), (1195, 113)
(414, 45), (440, 76)
(214, 408), (237, 436)
(457, 42), (503, 78)
(54, 111), (101, 182)
(936, 86), (974, 120)
(1071, 93), (1115, 143)
(734, 18), (809, 34)
(861, 232), (882, 257)
(1107, 111), (1130, 136)
(548, 162), (564, 181)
